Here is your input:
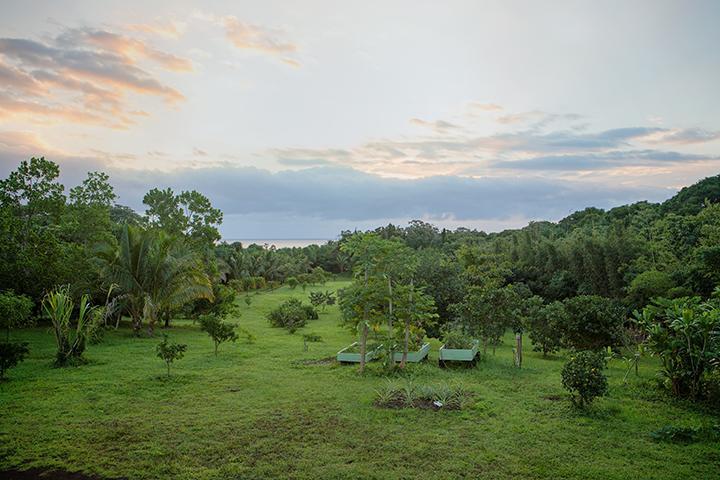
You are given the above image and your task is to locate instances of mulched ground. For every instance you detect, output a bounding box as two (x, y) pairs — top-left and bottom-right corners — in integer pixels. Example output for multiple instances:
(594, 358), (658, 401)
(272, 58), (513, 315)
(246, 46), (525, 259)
(0, 469), (125, 480)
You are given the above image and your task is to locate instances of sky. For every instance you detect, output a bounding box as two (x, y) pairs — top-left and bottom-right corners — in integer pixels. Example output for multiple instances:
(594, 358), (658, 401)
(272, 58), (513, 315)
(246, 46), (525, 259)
(1, 0), (719, 239)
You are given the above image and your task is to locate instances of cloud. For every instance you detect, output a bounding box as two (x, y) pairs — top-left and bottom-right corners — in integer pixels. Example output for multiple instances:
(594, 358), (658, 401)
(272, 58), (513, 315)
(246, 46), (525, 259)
(0, 26), (189, 128)
(642, 128), (720, 145)
(468, 102), (503, 112)
(222, 15), (300, 66)
(493, 150), (719, 171)
(410, 118), (460, 133)
(125, 20), (187, 38)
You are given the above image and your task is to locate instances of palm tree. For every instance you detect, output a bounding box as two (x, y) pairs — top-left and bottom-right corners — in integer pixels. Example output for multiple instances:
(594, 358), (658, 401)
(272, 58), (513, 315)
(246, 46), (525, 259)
(97, 224), (213, 335)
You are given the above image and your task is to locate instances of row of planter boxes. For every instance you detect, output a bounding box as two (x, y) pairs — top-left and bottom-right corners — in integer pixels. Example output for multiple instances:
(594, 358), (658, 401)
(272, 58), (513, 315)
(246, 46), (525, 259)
(336, 340), (479, 366)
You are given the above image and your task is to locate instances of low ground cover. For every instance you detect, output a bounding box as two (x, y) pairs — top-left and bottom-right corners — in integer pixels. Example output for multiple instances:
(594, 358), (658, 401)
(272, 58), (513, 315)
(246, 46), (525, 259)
(1, 280), (719, 479)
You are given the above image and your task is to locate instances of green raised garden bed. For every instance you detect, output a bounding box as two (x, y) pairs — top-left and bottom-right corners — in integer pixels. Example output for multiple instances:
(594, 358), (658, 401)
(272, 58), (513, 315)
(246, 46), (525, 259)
(439, 339), (479, 366)
(337, 342), (383, 363)
(392, 343), (430, 363)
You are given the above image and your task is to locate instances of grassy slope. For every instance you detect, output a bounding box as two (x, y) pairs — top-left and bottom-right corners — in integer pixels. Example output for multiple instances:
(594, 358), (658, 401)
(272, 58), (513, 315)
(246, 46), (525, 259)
(1, 280), (718, 480)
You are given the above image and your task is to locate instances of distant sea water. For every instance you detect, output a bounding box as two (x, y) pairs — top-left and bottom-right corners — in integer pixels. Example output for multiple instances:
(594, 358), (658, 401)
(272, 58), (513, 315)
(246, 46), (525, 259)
(223, 239), (331, 248)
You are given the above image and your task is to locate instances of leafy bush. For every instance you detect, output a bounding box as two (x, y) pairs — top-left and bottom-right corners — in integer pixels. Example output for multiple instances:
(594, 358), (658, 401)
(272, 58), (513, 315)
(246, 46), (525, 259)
(561, 295), (625, 350)
(636, 295), (720, 398)
(309, 290), (335, 312)
(561, 350), (609, 407)
(156, 334), (187, 377)
(43, 286), (95, 366)
(0, 341), (29, 380)
(526, 301), (567, 356)
(0, 290), (33, 341)
(199, 314), (239, 355)
(267, 298), (318, 333)
(441, 328), (474, 349)
(302, 333), (322, 351)
(650, 424), (720, 444)
(286, 277), (299, 289)
(627, 270), (674, 308)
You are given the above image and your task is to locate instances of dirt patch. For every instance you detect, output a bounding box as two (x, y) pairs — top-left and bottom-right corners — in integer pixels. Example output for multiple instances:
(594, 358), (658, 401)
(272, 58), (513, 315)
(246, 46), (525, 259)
(0, 469), (126, 480)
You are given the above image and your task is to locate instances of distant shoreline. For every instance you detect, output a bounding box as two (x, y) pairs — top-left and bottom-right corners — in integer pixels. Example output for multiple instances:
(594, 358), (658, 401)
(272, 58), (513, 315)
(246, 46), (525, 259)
(222, 239), (332, 248)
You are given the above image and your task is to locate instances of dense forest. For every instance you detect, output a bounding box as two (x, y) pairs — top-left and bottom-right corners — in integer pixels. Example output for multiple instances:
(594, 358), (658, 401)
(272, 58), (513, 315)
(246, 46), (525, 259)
(2, 156), (720, 400)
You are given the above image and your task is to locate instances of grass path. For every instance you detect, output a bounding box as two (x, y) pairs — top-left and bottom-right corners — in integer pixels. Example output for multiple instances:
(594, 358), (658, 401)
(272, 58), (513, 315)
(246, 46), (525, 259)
(1, 280), (718, 479)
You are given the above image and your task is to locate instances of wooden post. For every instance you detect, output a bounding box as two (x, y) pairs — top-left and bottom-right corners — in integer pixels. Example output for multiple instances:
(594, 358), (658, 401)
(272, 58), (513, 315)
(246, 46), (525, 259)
(515, 332), (523, 368)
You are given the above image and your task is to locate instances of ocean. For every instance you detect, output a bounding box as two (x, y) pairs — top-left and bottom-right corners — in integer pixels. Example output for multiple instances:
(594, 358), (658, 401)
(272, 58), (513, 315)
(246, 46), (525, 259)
(223, 239), (331, 248)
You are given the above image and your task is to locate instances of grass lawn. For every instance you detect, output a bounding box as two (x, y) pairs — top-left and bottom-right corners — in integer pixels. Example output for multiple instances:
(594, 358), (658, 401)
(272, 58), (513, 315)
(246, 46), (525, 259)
(1, 280), (718, 479)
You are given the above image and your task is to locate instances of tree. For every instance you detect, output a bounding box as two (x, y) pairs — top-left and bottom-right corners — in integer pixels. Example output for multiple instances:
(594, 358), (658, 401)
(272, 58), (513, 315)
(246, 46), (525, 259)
(627, 270), (674, 309)
(393, 282), (438, 368)
(0, 291), (33, 341)
(561, 295), (625, 351)
(156, 334), (187, 377)
(199, 315), (239, 355)
(526, 301), (567, 356)
(143, 188), (223, 245)
(96, 225), (213, 335)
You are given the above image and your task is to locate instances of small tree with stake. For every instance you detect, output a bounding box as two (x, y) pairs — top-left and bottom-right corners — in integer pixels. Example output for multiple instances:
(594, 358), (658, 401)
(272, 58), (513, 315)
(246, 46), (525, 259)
(156, 334), (187, 377)
(199, 314), (239, 356)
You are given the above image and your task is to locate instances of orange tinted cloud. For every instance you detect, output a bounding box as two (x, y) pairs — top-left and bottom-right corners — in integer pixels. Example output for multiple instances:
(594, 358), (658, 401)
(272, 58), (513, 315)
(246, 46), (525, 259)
(0, 27), (190, 128)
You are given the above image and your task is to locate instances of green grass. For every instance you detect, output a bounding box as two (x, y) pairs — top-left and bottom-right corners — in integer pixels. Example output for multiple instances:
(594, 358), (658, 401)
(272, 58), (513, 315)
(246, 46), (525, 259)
(1, 280), (718, 479)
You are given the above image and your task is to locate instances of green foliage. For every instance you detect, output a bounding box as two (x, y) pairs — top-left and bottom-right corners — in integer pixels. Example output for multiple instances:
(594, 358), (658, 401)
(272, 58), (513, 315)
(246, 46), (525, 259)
(267, 298), (317, 333)
(650, 424), (720, 444)
(302, 333), (323, 351)
(286, 276), (299, 289)
(96, 224), (213, 335)
(627, 270), (674, 308)
(143, 188), (223, 245)
(0, 341), (29, 380)
(636, 295), (720, 398)
(199, 314), (239, 355)
(156, 334), (187, 377)
(441, 328), (475, 349)
(43, 286), (95, 366)
(308, 290), (335, 312)
(561, 350), (609, 407)
(374, 380), (471, 410)
(526, 301), (567, 356)
(0, 291), (33, 340)
(561, 295), (625, 350)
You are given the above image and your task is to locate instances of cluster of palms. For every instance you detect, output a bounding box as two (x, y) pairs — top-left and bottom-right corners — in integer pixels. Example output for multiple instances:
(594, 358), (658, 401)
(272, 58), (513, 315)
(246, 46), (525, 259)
(217, 243), (311, 283)
(97, 225), (213, 335)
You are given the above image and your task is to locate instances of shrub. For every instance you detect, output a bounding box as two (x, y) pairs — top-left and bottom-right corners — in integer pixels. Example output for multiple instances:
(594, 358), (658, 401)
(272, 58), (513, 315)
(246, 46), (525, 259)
(43, 286), (95, 367)
(441, 328), (474, 349)
(302, 333), (323, 351)
(267, 299), (318, 333)
(627, 270), (674, 308)
(561, 350), (608, 407)
(0, 291), (33, 341)
(561, 295), (625, 350)
(374, 380), (472, 410)
(636, 295), (720, 398)
(199, 314), (239, 355)
(0, 341), (29, 380)
(286, 277), (299, 289)
(527, 301), (567, 356)
(156, 334), (187, 377)
(228, 279), (244, 293)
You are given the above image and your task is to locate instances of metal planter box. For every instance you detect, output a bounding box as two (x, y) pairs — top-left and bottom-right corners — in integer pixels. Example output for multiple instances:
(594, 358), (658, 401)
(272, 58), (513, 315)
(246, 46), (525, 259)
(392, 343), (430, 363)
(337, 342), (383, 363)
(439, 339), (479, 365)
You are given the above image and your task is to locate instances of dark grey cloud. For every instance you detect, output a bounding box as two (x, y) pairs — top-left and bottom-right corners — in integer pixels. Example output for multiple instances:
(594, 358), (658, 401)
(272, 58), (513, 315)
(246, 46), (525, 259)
(493, 149), (719, 171)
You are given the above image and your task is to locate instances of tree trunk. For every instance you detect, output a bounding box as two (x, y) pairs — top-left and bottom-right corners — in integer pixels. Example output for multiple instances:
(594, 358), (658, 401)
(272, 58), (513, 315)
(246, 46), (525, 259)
(359, 269), (369, 374)
(400, 280), (413, 369)
(163, 310), (171, 328)
(387, 275), (394, 365)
